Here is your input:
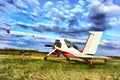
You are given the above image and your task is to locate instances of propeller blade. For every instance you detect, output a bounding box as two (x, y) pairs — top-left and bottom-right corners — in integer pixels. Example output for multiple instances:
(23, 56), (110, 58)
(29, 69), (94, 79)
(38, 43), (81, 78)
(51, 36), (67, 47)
(45, 44), (53, 47)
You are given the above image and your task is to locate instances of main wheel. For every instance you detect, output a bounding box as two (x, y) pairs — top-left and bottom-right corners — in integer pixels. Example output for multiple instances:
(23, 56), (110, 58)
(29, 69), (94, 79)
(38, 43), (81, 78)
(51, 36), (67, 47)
(66, 57), (70, 61)
(44, 56), (47, 61)
(104, 59), (107, 63)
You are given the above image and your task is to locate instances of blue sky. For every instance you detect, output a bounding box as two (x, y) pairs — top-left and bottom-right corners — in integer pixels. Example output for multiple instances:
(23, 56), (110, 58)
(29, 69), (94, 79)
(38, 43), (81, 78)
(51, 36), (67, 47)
(0, 0), (120, 55)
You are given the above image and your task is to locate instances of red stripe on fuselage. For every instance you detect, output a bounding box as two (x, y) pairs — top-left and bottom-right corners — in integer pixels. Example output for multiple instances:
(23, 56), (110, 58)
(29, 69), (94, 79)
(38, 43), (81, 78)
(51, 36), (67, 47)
(79, 50), (83, 53)
(64, 52), (75, 57)
(55, 49), (75, 57)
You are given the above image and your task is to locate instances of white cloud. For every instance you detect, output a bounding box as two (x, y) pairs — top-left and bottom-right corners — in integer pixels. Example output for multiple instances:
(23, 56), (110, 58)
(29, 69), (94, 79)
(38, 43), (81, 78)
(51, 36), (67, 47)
(89, 1), (102, 14)
(81, 12), (89, 20)
(17, 9), (28, 15)
(86, 0), (99, 3)
(15, 0), (28, 10)
(88, 0), (120, 17)
(31, 7), (42, 17)
(64, 0), (71, 9)
(69, 13), (75, 18)
(43, 1), (54, 11)
(43, 7), (66, 21)
(56, 1), (64, 7)
(109, 17), (118, 22)
(25, 0), (40, 6)
(71, 4), (84, 14)
(107, 5), (120, 14)
(52, 8), (65, 18)
(64, 4), (71, 9)
(109, 21), (120, 27)
(105, 0), (113, 5)
(92, 4), (120, 15)
(78, 0), (85, 6)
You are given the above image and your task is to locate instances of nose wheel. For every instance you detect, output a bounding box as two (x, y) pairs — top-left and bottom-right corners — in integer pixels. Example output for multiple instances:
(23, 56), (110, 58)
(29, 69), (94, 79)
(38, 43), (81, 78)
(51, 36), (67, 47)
(44, 56), (47, 61)
(104, 59), (107, 63)
(65, 56), (70, 61)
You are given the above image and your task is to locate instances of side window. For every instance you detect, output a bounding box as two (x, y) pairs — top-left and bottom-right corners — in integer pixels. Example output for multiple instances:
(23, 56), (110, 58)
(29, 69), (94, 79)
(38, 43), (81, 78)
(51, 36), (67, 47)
(73, 44), (79, 50)
(54, 40), (61, 48)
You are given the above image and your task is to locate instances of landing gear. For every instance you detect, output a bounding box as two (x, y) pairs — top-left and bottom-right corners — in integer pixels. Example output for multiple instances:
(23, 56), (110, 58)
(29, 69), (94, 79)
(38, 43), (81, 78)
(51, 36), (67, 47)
(87, 60), (94, 68)
(82, 58), (94, 68)
(104, 59), (107, 63)
(44, 56), (47, 61)
(65, 56), (70, 61)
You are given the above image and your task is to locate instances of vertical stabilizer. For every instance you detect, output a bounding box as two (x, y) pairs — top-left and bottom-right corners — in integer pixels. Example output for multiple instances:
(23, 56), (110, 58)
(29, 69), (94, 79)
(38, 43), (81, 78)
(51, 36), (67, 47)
(82, 31), (103, 55)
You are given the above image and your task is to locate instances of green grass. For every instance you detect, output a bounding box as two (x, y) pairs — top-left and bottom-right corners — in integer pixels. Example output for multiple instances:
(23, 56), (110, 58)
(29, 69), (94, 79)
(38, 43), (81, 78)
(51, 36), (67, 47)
(0, 54), (120, 80)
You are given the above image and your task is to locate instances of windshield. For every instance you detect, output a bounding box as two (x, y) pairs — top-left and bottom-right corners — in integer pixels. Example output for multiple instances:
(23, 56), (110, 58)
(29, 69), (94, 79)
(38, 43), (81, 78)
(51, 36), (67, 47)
(64, 39), (73, 48)
(54, 40), (61, 48)
(64, 39), (78, 49)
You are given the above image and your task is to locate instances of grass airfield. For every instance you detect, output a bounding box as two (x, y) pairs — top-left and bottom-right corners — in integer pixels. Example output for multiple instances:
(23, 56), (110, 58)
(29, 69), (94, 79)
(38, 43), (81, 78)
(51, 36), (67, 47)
(0, 52), (120, 80)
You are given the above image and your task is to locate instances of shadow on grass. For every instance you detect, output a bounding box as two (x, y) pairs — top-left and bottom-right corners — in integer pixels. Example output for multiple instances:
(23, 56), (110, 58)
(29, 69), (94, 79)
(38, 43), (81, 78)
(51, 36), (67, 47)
(45, 59), (106, 65)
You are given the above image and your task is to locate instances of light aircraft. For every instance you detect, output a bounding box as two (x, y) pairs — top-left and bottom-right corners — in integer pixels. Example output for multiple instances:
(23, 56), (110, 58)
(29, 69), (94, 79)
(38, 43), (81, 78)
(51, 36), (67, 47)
(2, 29), (112, 68)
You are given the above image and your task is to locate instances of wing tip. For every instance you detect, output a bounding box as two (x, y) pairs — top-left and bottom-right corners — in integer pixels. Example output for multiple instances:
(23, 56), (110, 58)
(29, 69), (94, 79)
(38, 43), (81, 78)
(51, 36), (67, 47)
(6, 30), (10, 34)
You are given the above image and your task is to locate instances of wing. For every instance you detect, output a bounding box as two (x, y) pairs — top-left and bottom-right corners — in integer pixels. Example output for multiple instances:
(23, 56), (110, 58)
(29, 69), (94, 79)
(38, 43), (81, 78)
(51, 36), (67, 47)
(4, 29), (105, 45)
(5, 30), (85, 42)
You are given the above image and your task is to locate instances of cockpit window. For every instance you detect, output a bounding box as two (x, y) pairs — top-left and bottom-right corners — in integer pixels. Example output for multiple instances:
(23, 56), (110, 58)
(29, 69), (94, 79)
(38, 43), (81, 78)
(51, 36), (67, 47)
(54, 39), (78, 49)
(64, 39), (78, 49)
(64, 39), (73, 48)
(54, 40), (61, 48)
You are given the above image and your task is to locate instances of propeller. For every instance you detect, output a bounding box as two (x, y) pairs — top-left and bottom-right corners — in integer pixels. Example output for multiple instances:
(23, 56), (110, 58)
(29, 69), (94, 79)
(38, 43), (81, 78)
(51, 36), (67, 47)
(45, 44), (53, 47)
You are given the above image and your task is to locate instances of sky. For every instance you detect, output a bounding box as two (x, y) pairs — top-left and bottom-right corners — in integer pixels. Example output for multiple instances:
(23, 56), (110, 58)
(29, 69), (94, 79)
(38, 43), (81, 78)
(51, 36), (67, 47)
(0, 0), (120, 56)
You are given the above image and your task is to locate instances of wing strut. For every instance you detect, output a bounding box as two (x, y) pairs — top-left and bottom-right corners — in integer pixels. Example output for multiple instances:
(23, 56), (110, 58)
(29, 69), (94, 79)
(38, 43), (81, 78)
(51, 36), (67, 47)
(44, 49), (56, 60)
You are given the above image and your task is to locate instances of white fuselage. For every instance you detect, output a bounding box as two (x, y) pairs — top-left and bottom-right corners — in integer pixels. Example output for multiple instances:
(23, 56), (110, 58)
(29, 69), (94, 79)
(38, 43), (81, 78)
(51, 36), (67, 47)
(54, 39), (110, 59)
(54, 39), (82, 57)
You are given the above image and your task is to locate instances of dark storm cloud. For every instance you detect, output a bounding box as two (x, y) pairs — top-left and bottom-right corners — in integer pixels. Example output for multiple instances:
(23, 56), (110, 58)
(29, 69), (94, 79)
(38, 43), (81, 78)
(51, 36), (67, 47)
(0, 1), (6, 11)
(17, 22), (32, 29)
(17, 21), (56, 32)
(17, 21), (81, 35)
(16, 21), (97, 37)
(0, 1), (6, 7)
(86, 1), (115, 31)
(5, 0), (14, 4)
(90, 13), (106, 25)
(14, 1), (28, 10)
(68, 16), (78, 27)
(14, 0), (120, 38)
(0, 0), (28, 14)
(89, 12), (111, 31)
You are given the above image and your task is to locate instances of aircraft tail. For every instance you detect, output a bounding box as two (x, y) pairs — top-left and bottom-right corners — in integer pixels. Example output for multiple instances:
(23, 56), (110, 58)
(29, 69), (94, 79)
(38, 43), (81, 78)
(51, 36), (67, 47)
(82, 31), (103, 55)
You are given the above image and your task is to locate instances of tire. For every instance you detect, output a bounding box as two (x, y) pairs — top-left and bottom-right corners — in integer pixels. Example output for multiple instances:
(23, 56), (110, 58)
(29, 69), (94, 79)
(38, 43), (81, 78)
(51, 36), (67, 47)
(44, 56), (47, 61)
